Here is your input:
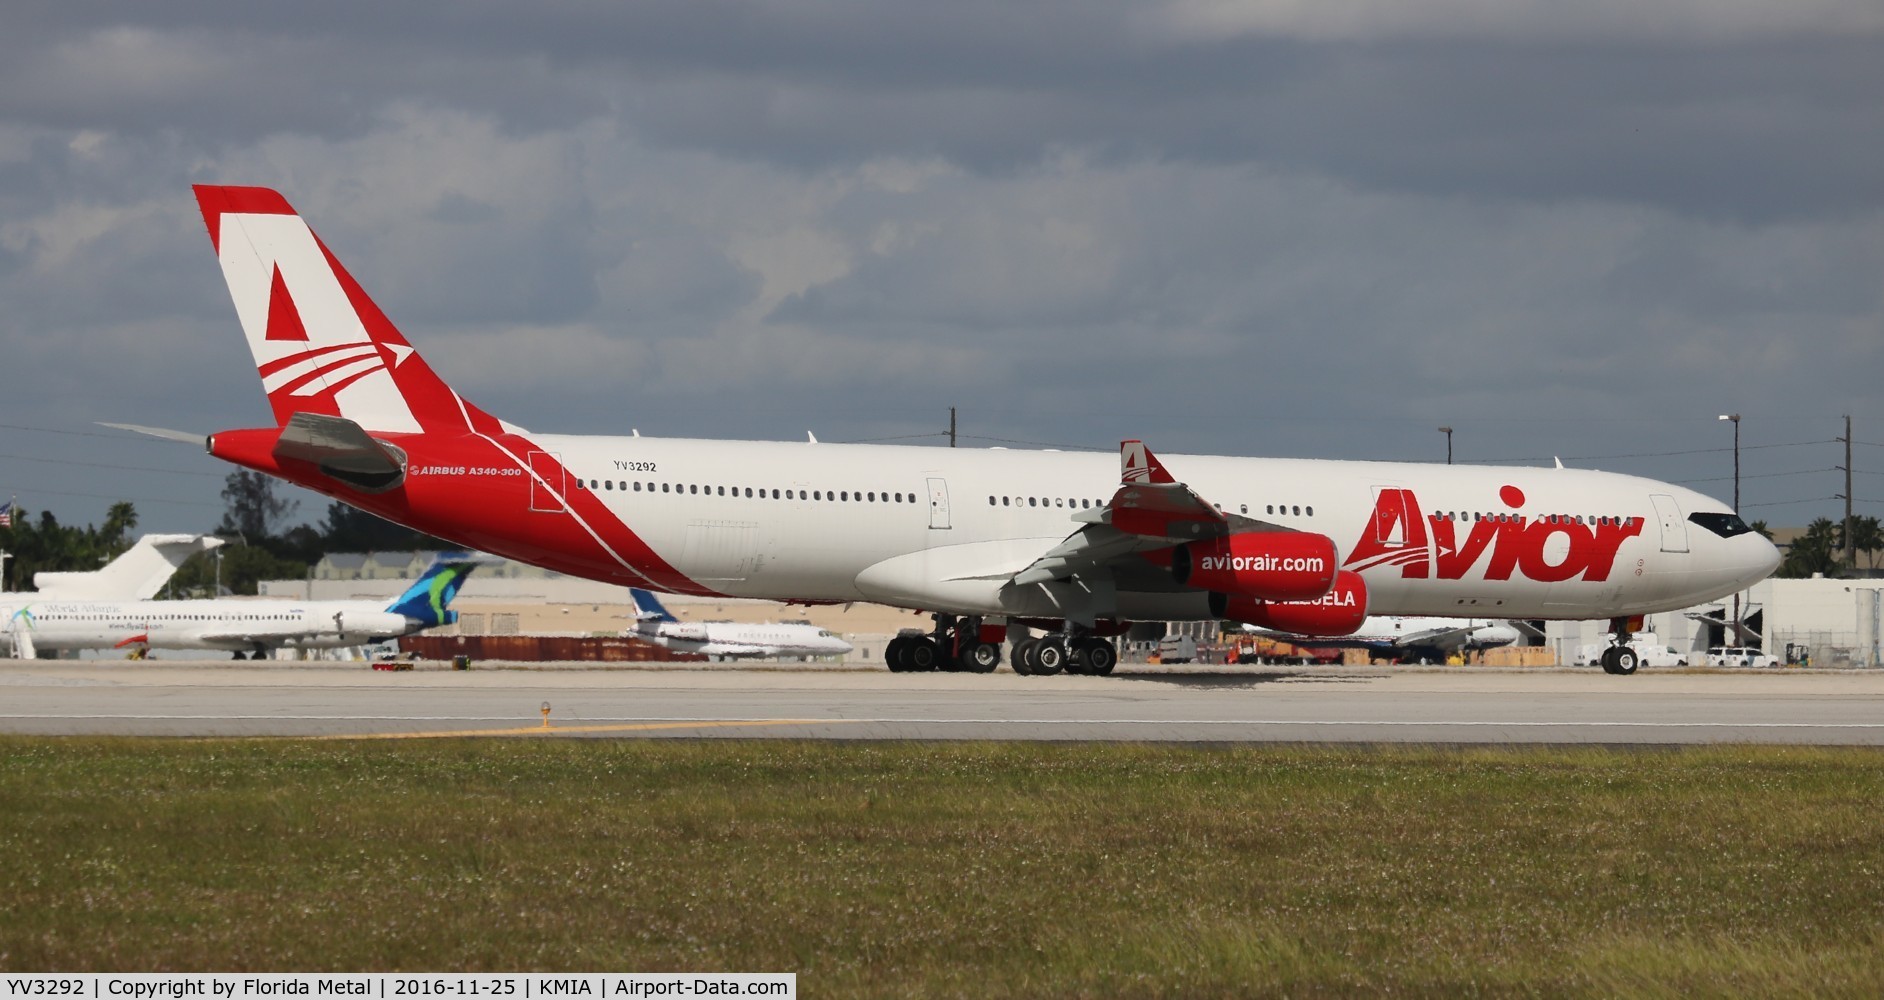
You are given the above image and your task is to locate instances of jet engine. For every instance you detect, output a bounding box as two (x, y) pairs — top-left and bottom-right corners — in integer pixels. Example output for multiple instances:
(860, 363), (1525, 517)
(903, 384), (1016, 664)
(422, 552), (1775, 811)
(1214, 569), (1369, 637)
(1168, 531), (1339, 601)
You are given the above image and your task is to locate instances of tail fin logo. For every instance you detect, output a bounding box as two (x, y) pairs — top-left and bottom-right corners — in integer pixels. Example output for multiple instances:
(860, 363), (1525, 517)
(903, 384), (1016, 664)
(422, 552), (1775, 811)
(195, 185), (482, 436)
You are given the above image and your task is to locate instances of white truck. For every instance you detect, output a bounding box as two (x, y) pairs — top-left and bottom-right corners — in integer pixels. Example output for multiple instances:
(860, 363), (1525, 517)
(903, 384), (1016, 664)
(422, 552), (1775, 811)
(1705, 646), (1780, 668)
(1157, 635), (1198, 664)
(1571, 632), (1691, 669)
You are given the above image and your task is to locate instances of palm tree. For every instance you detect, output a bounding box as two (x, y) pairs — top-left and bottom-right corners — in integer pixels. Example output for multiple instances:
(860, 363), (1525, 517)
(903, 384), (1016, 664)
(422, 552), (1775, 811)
(101, 501), (138, 548)
(1781, 517), (1841, 578)
(1844, 515), (1884, 571)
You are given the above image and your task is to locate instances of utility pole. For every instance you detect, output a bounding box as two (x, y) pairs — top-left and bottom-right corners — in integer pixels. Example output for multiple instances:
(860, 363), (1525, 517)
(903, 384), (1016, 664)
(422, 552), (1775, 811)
(949, 407), (957, 448)
(1438, 426), (1453, 465)
(0, 549), (8, 592)
(1838, 414), (1855, 573)
(1719, 414), (1743, 644)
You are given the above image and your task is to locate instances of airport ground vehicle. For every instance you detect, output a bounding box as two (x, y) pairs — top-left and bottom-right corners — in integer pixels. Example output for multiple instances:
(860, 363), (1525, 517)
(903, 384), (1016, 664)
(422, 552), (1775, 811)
(168, 186), (1782, 676)
(1706, 646), (1780, 668)
(1157, 635), (1198, 664)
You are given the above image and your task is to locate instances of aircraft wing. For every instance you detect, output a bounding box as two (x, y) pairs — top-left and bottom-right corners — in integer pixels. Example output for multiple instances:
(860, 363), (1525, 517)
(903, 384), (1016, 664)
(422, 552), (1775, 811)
(1008, 439), (1294, 587)
(1387, 626), (1477, 652)
(193, 624), (322, 646)
(700, 641), (774, 657)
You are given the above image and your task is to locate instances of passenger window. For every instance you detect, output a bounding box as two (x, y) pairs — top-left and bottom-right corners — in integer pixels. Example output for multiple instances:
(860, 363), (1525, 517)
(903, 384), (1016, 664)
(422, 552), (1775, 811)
(1292, 505), (1301, 516)
(1029, 498), (1037, 507)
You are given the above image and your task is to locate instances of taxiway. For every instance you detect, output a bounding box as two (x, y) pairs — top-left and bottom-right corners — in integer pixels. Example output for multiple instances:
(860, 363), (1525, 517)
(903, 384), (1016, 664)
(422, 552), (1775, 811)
(2, 661), (1882, 743)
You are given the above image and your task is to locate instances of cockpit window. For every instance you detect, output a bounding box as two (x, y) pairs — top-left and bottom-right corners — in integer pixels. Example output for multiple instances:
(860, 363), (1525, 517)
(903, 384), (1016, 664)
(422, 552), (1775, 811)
(1689, 512), (1754, 539)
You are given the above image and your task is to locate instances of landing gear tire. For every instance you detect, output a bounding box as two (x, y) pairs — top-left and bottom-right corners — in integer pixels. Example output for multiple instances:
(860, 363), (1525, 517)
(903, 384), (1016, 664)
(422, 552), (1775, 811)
(1065, 642), (1090, 675)
(1033, 637), (1066, 677)
(885, 636), (913, 672)
(905, 638), (939, 672)
(961, 641), (1002, 673)
(1012, 638), (1040, 675)
(1599, 646), (1639, 675)
(1077, 638), (1118, 676)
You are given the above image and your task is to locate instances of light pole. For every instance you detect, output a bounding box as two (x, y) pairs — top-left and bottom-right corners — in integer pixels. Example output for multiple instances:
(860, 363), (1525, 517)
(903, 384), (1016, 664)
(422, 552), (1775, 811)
(1438, 426), (1453, 465)
(1718, 414), (1742, 646)
(1717, 414), (1740, 512)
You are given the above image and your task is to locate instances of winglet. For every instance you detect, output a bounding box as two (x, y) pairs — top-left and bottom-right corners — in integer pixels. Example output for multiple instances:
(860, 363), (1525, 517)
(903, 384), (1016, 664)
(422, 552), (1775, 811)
(1121, 440), (1176, 485)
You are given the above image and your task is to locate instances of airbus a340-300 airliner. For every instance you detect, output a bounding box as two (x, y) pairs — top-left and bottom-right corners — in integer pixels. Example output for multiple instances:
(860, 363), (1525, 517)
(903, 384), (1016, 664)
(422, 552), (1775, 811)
(169, 186), (1779, 677)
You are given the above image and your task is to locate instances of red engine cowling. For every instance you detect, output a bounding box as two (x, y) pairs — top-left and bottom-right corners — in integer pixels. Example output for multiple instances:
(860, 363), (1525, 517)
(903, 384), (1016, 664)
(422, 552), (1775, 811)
(1169, 531), (1339, 601)
(1215, 569), (1369, 637)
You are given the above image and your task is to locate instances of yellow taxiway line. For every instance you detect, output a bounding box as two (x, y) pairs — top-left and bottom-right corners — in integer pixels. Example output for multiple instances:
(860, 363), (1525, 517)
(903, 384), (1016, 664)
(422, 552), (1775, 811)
(315, 718), (858, 740)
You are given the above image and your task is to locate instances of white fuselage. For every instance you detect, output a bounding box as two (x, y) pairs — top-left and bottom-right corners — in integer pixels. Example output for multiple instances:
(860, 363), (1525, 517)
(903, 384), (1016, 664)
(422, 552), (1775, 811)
(1249, 616), (1521, 653)
(470, 436), (1777, 623)
(634, 619), (854, 659)
(0, 598), (421, 656)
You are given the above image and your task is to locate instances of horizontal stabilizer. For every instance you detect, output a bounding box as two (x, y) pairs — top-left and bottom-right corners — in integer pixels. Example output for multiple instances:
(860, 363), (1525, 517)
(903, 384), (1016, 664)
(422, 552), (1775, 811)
(273, 412), (407, 492)
(99, 422), (204, 445)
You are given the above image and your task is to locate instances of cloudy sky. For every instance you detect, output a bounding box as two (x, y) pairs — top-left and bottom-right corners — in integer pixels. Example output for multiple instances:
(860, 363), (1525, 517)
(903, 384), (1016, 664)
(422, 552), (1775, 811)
(2, 1), (1881, 538)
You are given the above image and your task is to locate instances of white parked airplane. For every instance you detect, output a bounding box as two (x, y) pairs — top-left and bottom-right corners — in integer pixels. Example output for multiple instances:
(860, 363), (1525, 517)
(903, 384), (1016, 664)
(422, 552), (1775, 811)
(163, 186), (1780, 677)
(628, 588), (854, 661)
(1, 555), (477, 659)
(1243, 616), (1521, 664)
(6, 534), (221, 601)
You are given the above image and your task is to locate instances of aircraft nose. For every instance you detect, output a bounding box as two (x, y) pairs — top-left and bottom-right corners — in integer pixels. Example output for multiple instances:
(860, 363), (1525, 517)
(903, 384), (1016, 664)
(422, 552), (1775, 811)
(1736, 533), (1783, 588)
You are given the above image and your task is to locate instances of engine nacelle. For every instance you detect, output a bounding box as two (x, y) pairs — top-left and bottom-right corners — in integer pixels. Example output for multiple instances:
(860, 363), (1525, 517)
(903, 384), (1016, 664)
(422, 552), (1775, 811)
(1214, 569), (1369, 637)
(1168, 531), (1339, 602)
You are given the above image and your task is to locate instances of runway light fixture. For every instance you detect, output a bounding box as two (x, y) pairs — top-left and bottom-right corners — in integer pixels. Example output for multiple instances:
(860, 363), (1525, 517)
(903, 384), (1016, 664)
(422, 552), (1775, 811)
(540, 701), (552, 728)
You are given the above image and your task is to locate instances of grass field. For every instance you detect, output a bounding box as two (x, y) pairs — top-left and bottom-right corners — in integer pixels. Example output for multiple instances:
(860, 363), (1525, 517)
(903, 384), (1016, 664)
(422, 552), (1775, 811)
(2, 739), (1882, 996)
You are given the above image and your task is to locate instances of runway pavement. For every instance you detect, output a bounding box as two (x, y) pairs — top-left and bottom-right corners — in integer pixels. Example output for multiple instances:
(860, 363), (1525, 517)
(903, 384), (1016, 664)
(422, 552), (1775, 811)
(3, 659), (1883, 743)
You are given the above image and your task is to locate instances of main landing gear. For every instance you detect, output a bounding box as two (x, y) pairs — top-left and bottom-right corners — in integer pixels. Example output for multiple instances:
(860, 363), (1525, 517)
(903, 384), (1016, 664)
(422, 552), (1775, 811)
(883, 615), (1117, 676)
(1011, 633), (1117, 676)
(1599, 616), (1639, 676)
(885, 614), (1002, 673)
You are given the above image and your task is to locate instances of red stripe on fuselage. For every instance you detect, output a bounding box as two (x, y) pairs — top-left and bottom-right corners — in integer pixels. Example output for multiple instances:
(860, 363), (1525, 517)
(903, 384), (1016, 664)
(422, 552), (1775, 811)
(210, 424), (711, 596)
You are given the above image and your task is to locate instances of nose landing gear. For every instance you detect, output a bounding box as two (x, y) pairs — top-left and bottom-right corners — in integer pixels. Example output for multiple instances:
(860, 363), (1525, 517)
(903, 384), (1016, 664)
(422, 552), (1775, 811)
(1599, 617), (1640, 675)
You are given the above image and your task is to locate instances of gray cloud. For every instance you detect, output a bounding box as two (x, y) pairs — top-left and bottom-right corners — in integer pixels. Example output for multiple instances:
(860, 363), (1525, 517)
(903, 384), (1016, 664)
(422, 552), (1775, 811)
(0, 2), (1879, 534)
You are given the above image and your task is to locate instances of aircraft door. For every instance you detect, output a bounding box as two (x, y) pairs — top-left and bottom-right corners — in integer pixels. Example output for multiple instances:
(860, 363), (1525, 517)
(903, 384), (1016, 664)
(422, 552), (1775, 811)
(927, 477), (951, 529)
(1649, 494), (1688, 553)
(529, 451), (566, 513)
(1370, 485), (1415, 546)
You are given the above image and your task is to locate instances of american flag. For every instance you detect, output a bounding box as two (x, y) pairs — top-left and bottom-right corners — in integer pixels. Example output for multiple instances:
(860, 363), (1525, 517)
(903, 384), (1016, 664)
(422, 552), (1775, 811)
(0, 502), (13, 528)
